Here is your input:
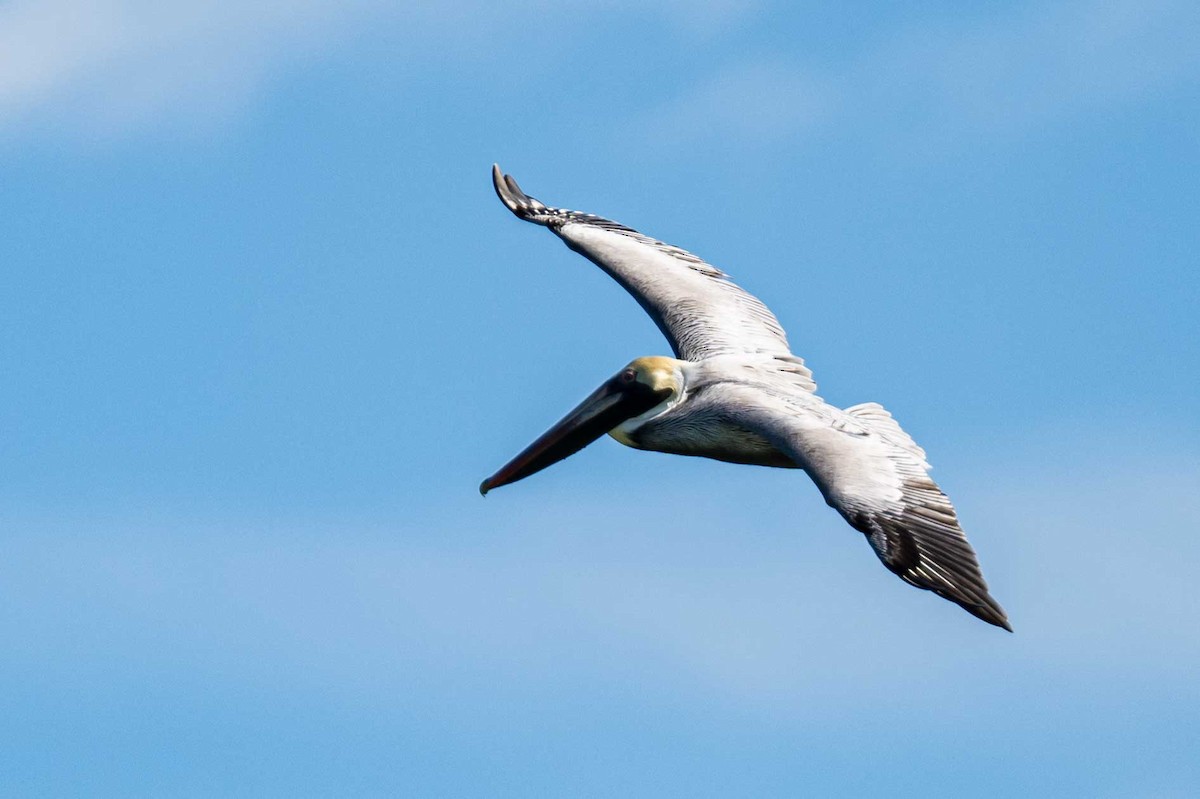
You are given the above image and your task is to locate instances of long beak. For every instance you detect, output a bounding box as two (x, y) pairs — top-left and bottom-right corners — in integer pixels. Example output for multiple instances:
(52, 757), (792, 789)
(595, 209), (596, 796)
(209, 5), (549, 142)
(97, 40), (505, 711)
(479, 373), (671, 496)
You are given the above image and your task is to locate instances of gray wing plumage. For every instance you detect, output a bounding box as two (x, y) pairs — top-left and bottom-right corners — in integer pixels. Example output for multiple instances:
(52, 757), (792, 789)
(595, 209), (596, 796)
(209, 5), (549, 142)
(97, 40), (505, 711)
(492, 165), (813, 385)
(714, 378), (1011, 630)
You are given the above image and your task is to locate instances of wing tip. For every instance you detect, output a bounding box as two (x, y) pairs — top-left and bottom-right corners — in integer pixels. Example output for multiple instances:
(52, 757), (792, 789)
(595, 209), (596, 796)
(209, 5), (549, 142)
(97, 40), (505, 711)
(861, 515), (1013, 632)
(908, 571), (1013, 631)
(491, 163), (548, 221)
(963, 595), (1013, 632)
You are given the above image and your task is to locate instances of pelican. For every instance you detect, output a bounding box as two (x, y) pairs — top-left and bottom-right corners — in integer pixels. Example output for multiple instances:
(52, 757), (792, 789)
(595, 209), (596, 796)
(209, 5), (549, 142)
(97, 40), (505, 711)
(480, 165), (1011, 631)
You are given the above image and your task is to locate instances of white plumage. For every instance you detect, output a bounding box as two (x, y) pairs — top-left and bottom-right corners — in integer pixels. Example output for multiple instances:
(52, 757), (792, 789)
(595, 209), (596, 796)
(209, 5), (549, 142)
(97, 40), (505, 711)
(484, 165), (1010, 631)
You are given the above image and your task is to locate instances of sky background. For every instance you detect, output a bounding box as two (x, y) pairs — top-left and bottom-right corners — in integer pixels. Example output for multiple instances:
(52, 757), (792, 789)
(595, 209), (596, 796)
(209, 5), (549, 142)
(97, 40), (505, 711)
(2, 1), (1198, 795)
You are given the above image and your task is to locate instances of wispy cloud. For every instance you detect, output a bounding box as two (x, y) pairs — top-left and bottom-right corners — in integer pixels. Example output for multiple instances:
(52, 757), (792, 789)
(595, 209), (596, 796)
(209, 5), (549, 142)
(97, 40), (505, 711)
(0, 2), (381, 137)
(866, 0), (1200, 137)
(0, 0), (762, 141)
(4, 453), (1197, 717)
(10, 1), (1190, 147)
(633, 0), (1200, 150)
(636, 59), (829, 148)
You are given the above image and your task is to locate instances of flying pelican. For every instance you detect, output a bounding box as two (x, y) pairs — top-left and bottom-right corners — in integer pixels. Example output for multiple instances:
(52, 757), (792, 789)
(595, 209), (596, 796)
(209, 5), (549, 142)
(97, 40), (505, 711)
(480, 165), (1011, 631)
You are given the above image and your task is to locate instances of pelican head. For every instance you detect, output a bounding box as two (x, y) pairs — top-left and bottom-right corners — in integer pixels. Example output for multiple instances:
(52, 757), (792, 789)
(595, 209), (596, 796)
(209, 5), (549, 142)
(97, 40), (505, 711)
(479, 356), (683, 496)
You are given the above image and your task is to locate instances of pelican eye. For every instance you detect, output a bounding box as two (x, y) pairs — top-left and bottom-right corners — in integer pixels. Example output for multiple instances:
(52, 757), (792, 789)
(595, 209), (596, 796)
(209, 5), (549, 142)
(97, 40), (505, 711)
(619, 368), (638, 384)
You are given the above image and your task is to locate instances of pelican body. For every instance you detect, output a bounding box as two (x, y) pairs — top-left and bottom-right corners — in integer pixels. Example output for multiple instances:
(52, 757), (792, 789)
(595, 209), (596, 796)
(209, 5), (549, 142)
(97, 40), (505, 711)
(481, 166), (1011, 631)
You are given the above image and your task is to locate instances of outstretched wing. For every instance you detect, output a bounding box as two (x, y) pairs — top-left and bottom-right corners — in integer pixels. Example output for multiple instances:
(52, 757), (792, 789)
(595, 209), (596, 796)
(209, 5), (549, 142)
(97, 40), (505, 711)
(493, 165), (811, 376)
(721, 380), (1011, 630)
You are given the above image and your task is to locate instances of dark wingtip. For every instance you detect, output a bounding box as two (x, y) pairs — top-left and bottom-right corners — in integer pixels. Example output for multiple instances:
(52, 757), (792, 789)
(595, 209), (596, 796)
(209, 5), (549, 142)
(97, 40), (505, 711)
(490, 163), (548, 220)
(963, 596), (1013, 632)
(491, 163), (516, 212)
(985, 612), (1014, 633)
(992, 611), (1014, 633)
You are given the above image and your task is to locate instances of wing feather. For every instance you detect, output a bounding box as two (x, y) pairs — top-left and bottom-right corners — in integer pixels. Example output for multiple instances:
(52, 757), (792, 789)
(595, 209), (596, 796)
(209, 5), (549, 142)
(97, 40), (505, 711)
(719, 380), (1011, 630)
(493, 165), (812, 379)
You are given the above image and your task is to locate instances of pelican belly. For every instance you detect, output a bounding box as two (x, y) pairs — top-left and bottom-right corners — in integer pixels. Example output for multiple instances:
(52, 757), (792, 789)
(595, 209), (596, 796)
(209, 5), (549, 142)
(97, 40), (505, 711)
(613, 411), (798, 469)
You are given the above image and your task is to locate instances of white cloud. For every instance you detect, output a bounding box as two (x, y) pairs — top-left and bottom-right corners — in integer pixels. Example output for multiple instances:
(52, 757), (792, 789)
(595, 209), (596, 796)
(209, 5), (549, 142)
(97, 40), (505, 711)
(868, 0), (1200, 136)
(4, 451), (1197, 720)
(636, 59), (829, 148)
(634, 0), (1200, 150)
(0, 1), (394, 138)
(9, 1), (1189, 147)
(0, 0), (763, 141)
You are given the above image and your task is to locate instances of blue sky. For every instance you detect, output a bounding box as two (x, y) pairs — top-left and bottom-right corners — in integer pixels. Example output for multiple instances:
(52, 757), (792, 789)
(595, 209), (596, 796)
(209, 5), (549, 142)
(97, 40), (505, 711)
(2, 1), (1198, 795)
